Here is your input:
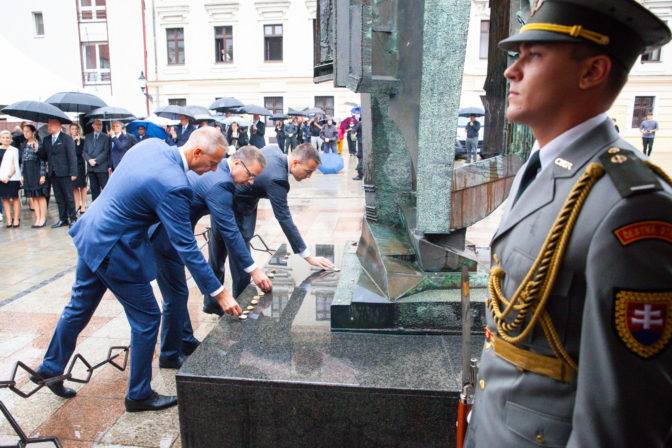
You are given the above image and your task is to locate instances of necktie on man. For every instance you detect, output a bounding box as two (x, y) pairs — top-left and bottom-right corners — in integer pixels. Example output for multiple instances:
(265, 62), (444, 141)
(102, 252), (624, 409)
(514, 150), (541, 204)
(94, 133), (98, 145)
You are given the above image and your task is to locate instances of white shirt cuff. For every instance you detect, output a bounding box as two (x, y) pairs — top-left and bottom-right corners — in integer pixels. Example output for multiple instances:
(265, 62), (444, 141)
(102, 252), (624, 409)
(210, 285), (224, 297)
(299, 248), (311, 258)
(243, 262), (258, 274)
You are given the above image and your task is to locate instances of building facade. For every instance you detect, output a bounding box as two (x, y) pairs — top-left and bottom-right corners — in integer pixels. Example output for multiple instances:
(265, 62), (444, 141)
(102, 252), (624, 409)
(144, 0), (360, 120)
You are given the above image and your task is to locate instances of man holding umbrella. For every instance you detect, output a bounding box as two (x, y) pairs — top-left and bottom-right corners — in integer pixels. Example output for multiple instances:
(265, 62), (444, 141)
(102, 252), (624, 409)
(39, 119), (78, 228)
(465, 113), (481, 164)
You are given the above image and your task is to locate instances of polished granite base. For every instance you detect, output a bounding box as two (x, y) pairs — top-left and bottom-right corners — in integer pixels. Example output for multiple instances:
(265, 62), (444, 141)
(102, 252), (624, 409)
(176, 244), (482, 447)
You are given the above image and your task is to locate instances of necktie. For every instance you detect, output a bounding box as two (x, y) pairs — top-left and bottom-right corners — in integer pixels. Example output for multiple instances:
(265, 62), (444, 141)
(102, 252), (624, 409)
(52, 136), (57, 145)
(182, 126), (187, 135)
(94, 133), (98, 145)
(514, 150), (541, 204)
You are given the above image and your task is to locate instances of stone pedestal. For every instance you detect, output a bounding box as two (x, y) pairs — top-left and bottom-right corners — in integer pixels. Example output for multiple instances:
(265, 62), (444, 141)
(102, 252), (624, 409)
(176, 244), (482, 447)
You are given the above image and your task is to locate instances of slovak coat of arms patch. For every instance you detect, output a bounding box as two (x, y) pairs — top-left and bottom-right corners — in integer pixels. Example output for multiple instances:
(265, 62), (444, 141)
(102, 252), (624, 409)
(614, 290), (672, 359)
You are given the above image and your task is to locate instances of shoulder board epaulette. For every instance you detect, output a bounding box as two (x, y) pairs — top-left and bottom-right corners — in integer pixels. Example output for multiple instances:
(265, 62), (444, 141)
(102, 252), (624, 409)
(599, 148), (662, 198)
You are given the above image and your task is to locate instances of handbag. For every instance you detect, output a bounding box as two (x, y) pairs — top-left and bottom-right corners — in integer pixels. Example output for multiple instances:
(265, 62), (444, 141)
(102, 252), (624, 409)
(350, 133), (357, 142)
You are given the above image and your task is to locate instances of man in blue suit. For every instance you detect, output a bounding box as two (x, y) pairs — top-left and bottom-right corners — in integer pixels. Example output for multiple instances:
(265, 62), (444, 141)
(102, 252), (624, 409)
(33, 127), (242, 412)
(204, 143), (335, 314)
(152, 145), (272, 367)
(168, 114), (196, 147)
(249, 114), (266, 148)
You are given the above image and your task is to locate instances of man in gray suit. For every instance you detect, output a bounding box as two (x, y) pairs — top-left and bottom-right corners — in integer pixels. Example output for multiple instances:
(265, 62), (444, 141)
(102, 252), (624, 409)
(203, 143), (335, 314)
(83, 119), (111, 201)
(465, 2), (672, 447)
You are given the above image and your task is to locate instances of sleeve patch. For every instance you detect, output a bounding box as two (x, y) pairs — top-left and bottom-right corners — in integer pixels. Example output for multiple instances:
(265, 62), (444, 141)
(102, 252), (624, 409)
(613, 221), (672, 246)
(614, 290), (672, 359)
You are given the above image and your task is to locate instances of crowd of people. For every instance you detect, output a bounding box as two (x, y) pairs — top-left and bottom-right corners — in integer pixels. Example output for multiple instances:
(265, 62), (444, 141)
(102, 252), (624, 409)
(0, 108), (364, 228)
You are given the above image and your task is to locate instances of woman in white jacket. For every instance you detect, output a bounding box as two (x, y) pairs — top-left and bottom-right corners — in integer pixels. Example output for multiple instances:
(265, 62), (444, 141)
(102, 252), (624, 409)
(0, 130), (22, 227)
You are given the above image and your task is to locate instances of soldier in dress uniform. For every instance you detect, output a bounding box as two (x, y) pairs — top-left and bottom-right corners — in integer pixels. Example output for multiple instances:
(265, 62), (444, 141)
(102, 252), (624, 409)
(465, 1), (672, 447)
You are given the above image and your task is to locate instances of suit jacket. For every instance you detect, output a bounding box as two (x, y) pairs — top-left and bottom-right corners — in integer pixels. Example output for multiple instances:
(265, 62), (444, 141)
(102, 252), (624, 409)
(39, 132), (77, 177)
(83, 132), (112, 172)
(69, 140), (221, 295)
(110, 132), (134, 170)
(152, 160), (255, 271)
(171, 123), (196, 147)
(465, 119), (672, 448)
(234, 145), (307, 254)
(249, 121), (266, 148)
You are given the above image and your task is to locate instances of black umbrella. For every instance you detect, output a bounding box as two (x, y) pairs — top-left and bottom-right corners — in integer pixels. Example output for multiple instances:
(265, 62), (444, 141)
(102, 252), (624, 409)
(209, 97), (244, 112)
(46, 91), (107, 114)
(2, 100), (72, 124)
(86, 106), (136, 120)
(155, 105), (196, 121)
(185, 105), (212, 117)
(269, 114), (289, 121)
(287, 107), (307, 116)
(236, 104), (272, 116)
(458, 107), (485, 117)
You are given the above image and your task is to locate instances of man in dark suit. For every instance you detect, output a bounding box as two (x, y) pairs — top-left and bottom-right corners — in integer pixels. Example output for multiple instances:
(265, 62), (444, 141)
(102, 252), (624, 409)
(152, 145), (272, 366)
(33, 127), (241, 412)
(249, 114), (266, 148)
(39, 119), (78, 227)
(109, 121), (135, 172)
(83, 119), (111, 201)
(204, 143), (335, 313)
(168, 115), (196, 147)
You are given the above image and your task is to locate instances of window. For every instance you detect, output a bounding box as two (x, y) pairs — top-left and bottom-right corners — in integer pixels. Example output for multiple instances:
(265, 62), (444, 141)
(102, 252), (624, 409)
(632, 96), (654, 128)
(215, 26), (233, 63)
(33, 12), (44, 36)
(264, 24), (283, 61)
(264, 96), (283, 124)
(168, 98), (186, 106)
(167, 28), (185, 65)
(479, 20), (489, 59)
(81, 43), (110, 85)
(641, 48), (661, 63)
(79, 0), (106, 21)
(315, 96), (334, 117)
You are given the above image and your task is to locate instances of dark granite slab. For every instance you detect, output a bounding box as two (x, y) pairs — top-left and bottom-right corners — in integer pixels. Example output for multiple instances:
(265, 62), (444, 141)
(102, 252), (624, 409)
(177, 244), (482, 447)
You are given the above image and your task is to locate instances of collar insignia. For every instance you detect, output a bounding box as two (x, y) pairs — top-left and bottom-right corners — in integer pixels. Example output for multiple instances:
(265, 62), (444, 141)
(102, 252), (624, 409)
(554, 158), (573, 170)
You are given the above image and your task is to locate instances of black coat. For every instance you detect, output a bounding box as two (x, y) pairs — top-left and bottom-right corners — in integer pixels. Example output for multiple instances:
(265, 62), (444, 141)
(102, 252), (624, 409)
(83, 132), (112, 172)
(39, 132), (77, 177)
(249, 121), (266, 148)
(227, 127), (249, 147)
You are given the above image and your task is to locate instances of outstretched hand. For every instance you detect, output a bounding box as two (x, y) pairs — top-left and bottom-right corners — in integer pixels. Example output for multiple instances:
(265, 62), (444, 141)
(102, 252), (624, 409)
(305, 255), (335, 270)
(251, 268), (273, 292)
(215, 289), (242, 316)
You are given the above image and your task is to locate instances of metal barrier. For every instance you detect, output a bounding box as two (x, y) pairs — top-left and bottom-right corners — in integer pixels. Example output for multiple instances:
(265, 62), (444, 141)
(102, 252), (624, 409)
(0, 346), (129, 448)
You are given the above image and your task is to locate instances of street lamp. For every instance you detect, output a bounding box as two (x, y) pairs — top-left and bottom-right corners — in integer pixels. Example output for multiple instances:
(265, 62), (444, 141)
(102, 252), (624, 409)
(138, 71), (152, 115)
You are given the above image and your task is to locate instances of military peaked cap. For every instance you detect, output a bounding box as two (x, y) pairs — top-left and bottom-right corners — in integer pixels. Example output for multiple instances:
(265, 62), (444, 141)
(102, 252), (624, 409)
(499, 0), (671, 69)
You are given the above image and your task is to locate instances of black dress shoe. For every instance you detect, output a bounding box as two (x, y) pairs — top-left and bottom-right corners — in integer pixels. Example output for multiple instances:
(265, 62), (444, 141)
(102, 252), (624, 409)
(352, 175), (363, 180)
(51, 220), (68, 228)
(182, 340), (201, 356)
(159, 354), (186, 369)
(30, 369), (77, 398)
(125, 391), (178, 412)
(202, 303), (224, 316)
(69, 218), (77, 228)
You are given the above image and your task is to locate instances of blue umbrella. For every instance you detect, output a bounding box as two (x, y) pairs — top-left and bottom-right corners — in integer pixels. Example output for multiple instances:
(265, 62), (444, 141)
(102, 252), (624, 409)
(126, 120), (168, 140)
(317, 153), (344, 174)
(350, 106), (361, 115)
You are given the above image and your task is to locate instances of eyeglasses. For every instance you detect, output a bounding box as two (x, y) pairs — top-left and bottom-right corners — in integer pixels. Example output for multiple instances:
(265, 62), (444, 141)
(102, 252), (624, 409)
(240, 159), (256, 180)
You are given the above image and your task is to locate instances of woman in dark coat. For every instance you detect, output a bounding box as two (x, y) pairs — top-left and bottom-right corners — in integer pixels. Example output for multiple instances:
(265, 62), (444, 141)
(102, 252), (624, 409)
(226, 122), (248, 149)
(20, 124), (48, 227)
(69, 124), (87, 214)
(274, 120), (286, 153)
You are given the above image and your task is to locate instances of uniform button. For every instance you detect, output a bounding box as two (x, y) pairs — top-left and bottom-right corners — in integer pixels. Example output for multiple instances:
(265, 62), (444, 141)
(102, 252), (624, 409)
(479, 379), (485, 390)
(536, 433), (546, 443)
